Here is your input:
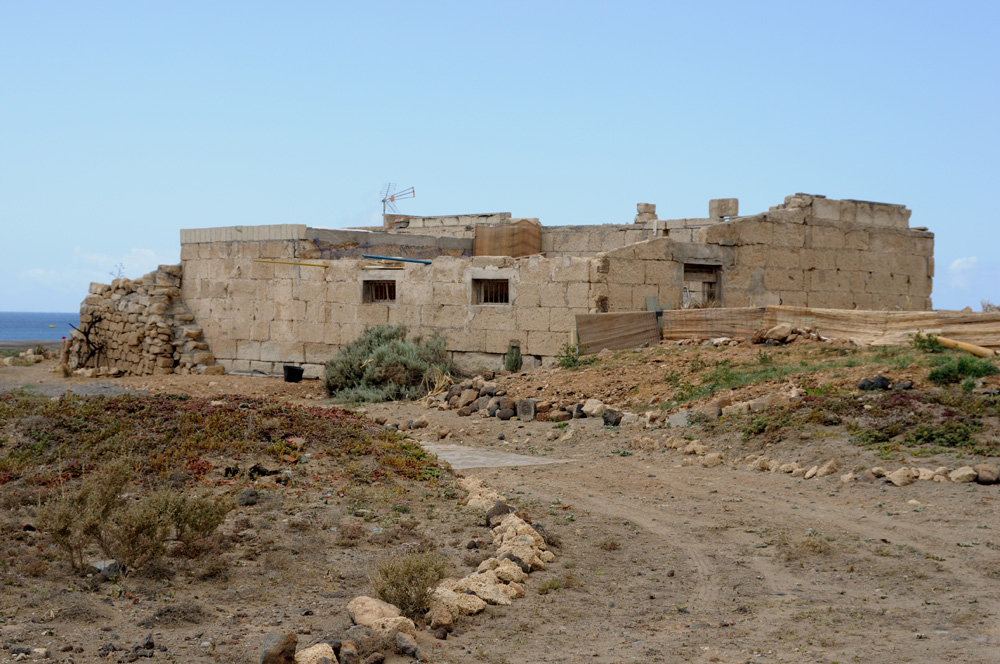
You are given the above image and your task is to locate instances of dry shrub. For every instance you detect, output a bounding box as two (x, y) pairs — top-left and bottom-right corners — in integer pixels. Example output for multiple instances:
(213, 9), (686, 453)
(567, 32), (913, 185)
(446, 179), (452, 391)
(369, 549), (448, 620)
(337, 520), (366, 547)
(598, 538), (620, 551)
(38, 459), (233, 575)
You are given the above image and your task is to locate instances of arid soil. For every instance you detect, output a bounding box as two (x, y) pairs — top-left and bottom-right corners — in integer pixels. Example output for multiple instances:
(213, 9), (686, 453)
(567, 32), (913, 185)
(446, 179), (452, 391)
(2, 344), (999, 664)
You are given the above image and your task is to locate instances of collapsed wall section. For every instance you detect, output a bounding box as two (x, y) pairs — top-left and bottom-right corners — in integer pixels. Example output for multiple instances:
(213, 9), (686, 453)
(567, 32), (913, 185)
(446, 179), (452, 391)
(65, 265), (224, 376)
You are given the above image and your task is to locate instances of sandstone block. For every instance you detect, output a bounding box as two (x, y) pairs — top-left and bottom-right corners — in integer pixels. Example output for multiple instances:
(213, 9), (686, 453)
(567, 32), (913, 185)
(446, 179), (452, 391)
(709, 198), (738, 218)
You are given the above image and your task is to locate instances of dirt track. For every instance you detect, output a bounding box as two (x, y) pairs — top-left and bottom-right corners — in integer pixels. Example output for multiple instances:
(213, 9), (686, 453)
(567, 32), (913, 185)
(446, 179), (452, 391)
(367, 401), (1000, 663)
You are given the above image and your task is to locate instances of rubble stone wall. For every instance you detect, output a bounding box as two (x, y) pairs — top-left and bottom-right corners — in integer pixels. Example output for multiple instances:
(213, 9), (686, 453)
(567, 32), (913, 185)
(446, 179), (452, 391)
(66, 265), (224, 376)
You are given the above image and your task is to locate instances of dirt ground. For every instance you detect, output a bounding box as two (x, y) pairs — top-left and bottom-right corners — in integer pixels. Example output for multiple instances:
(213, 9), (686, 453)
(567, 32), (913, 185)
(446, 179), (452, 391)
(1, 347), (999, 663)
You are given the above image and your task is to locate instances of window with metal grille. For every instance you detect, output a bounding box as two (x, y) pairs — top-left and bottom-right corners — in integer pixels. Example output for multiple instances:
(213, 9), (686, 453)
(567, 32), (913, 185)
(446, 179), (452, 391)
(363, 280), (396, 303)
(473, 279), (510, 305)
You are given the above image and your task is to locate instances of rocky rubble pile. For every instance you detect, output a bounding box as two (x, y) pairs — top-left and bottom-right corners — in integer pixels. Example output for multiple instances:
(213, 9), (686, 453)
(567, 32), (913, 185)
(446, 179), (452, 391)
(0, 347), (52, 366)
(65, 265), (224, 377)
(257, 477), (551, 664)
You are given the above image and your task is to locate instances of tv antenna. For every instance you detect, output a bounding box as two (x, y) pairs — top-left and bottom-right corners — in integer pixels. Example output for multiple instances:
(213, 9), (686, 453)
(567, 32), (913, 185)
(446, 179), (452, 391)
(380, 183), (415, 214)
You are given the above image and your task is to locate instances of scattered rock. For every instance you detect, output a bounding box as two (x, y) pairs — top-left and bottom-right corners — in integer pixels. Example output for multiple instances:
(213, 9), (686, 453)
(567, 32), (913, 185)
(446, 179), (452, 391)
(974, 463), (999, 484)
(816, 458), (838, 478)
(887, 468), (916, 487)
(582, 399), (605, 418)
(496, 408), (515, 421)
(485, 501), (514, 527)
(295, 643), (336, 664)
(700, 452), (724, 468)
(602, 409), (623, 426)
(394, 633), (419, 658)
(338, 641), (360, 664)
(858, 375), (891, 391)
(237, 487), (260, 506)
(668, 410), (692, 428)
(950, 466), (978, 483)
(259, 632), (297, 664)
(347, 597), (400, 627)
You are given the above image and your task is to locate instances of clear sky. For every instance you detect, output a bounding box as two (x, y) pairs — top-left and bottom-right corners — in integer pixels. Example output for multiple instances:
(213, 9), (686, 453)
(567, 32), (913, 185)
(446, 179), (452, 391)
(2, 1), (997, 312)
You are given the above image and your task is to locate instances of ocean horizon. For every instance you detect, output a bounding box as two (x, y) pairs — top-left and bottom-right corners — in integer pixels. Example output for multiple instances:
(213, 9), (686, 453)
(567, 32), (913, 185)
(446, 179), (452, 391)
(0, 311), (79, 342)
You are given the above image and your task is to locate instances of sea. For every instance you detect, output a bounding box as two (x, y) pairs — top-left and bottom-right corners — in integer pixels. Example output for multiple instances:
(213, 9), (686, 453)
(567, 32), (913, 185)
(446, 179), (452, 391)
(0, 311), (80, 342)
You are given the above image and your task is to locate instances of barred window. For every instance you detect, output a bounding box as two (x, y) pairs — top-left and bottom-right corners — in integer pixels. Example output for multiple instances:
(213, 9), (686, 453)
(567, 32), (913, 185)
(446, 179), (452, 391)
(473, 279), (510, 305)
(363, 280), (396, 303)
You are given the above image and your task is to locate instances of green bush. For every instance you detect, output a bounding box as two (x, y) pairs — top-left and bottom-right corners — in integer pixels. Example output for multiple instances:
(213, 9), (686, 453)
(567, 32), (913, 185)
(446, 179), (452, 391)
(910, 330), (943, 353)
(927, 355), (999, 385)
(323, 324), (453, 403)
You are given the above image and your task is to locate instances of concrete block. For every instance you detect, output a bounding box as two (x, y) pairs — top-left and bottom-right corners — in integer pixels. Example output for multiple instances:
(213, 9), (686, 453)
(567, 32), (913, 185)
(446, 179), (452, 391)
(634, 238), (672, 260)
(380, 304), (413, 327)
(357, 304), (389, 326)
(304, 300), (330, 324)
(768, 248), (802, 269)
(446, 328), (486, 353)
(645, 260), (682, 287)
(766, 208), (807, 224)
(631, 285), (660, 309)
(798, 249), (836, 271)
(249, 261), (274, 280)
(298, 280), (327, 302)
(552, 258), (590, 282)
(422, 304), (468, 329)
(485, 329), (525, 355)
(565, 282), (590, 306)
(298, 322), (327, 344)
(304, 342), (334, 364)
(514, 283), (541, 307)
(526, 330), (566, 357)
(637, 202), (656, 215)
(811, 198), (842, 221)
(607, 259), (645, 285)
(270, 319), (294, 340)
(515, 307), (550, 332)
(738, 220), (773, 245)
(430, 282), (464, 304)
(548, 307), (579, 332)
(607, 285), (633, 311)
(259, 341), (282, 363)
(834, 250), (864, 272)
(323, 324), (342, 345)
(853, 202), (874, 225)
(470, 307), (516, 332)
(770, 223), (806, 248)
(838, 200), (857, 222)
(844, 229), (869, 250)
(765, 269), (805, 292)
(777, 291), (808, 307)
(697, 222), (740, 246)
(601, 232), (631, 254)
(807, 269), (851, 293)
(539, 283), (569, 307)
(808, 225), (846, 250)
(709, 198), (738, 218)
(328, 281), (358, 303)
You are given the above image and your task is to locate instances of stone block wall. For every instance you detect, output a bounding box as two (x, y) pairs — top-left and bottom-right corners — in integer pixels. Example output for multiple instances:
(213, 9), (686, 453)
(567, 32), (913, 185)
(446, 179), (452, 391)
(66, 265), (224, 376)
(179, 235), (601, 376)
(696, 202), (933, 310)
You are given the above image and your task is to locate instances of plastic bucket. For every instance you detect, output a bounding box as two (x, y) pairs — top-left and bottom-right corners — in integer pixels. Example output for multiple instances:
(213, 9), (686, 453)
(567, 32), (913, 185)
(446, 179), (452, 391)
(283, 365), (304, 383)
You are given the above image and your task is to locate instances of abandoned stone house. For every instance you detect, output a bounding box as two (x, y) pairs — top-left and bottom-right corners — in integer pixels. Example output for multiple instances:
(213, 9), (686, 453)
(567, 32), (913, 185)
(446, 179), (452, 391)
(70, 193), (933, 377)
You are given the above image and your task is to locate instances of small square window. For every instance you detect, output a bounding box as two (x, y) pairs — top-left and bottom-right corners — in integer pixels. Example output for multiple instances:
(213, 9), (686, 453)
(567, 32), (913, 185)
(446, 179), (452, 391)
(473, 279), (510, 305)
(363, 280), (396, 303)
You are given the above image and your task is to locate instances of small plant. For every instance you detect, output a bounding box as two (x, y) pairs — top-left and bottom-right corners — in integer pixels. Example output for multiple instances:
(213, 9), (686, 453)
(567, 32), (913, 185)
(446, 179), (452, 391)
(983, 299), (1000, 313)
(927, 356), (999, 385)
(598, 538), (620, 551)
(369, 549), (448, 620)
(555, 343), (592, 369)
(503, 343), (522, 372)
(910, 330), (943, 353)
(536, 578), (562, 595)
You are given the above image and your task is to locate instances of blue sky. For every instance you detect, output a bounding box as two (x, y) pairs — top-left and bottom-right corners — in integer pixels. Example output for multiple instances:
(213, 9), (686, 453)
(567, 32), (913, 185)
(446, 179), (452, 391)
(2, 1), (997, 312)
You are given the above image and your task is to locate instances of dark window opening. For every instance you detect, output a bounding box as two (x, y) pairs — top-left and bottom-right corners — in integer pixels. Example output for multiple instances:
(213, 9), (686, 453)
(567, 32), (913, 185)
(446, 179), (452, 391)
(363, 280), (396, 303)
(474, 279), (510, 305)
(682, 264), (720, 308)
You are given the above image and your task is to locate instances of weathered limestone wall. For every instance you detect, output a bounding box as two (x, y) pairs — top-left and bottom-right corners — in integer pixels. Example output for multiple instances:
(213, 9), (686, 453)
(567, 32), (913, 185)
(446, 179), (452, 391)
(697, 206), (933, 310)
(384, 212), (512, 236)
(179, 234), (600, 376)
(66, 266), (223, 376)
